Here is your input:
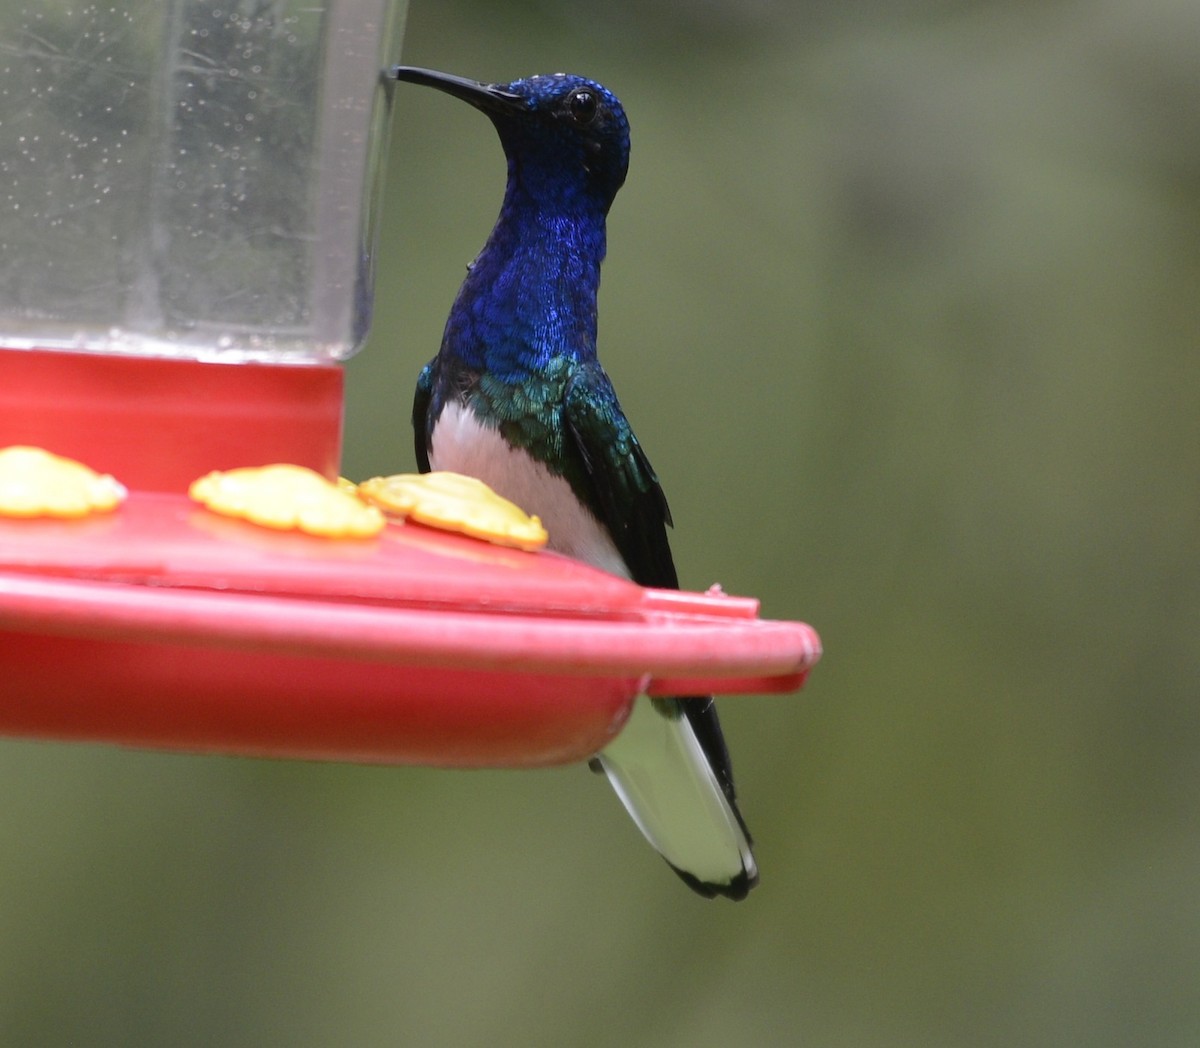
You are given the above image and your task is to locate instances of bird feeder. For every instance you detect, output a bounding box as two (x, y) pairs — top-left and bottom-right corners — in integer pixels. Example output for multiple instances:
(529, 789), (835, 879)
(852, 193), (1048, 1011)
(0, 0), (820, 768)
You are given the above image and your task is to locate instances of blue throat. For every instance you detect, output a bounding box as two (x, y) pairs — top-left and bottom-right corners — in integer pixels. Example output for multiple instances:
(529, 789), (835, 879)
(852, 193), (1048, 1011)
(440, 166), (608, 385)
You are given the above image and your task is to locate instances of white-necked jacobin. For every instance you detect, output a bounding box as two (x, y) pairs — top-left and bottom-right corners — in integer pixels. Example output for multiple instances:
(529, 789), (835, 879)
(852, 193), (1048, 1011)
(388, 65), (757, 900)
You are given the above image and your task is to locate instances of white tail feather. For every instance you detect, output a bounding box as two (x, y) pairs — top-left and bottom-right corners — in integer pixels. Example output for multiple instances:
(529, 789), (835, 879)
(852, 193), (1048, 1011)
(598, 697), (756, 890)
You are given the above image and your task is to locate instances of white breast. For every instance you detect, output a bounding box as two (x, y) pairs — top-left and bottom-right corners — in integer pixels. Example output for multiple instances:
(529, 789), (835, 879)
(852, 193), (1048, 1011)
(428, 400), (631, 580)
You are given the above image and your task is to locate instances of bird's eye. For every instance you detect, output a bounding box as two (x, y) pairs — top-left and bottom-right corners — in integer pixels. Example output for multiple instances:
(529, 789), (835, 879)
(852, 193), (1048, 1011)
(567, 89), (598, 125)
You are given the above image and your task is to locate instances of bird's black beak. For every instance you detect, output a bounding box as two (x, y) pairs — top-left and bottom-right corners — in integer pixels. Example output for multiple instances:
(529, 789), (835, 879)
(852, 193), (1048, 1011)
(387, 66), (526, 117)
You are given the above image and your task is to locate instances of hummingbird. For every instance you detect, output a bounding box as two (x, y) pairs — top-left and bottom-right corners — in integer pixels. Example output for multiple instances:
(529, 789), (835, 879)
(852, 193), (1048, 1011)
(388, 66), (757, 900)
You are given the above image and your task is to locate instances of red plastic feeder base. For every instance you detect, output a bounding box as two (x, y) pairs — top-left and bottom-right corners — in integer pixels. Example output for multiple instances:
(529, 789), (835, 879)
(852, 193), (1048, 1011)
(0, 349), (821, 767)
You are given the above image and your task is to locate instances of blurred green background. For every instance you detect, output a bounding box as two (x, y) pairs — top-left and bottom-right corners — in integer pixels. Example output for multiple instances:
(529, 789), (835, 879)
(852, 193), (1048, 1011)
(4, 0), (1200, 1044)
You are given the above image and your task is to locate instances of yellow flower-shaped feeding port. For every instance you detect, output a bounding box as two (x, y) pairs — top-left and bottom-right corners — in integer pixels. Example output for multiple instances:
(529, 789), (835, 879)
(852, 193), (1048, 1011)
(358, 472), (548, 552)
(0, 446), (126, 519)
(189, 464), (385, 539)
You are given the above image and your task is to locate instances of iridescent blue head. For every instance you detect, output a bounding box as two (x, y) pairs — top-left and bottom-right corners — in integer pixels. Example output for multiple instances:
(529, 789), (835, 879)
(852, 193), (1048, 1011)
(390, 67), (630, 214)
